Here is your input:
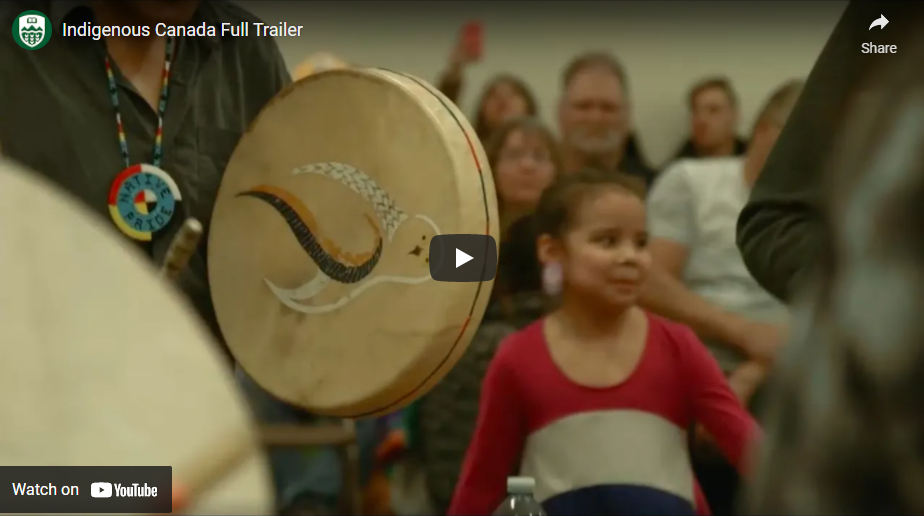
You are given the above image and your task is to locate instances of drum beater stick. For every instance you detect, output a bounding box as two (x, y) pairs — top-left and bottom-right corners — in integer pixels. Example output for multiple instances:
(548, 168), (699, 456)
(160, 218), (203, 282)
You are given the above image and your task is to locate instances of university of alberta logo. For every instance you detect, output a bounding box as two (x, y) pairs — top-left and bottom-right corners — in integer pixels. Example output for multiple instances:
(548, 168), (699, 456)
(13, 11), (51, 50)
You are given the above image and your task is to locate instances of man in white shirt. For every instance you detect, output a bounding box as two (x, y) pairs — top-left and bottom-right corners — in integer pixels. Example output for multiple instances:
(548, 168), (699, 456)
(641, 79), (804, 515)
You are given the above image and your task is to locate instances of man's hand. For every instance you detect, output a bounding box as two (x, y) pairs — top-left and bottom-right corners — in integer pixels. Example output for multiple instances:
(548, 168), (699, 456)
(730, 320), (788, 365)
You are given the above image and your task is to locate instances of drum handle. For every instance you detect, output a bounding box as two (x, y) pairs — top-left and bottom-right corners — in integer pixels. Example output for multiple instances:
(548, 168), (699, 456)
(161, 218), (203, 282)
(174, 427), (253, 512)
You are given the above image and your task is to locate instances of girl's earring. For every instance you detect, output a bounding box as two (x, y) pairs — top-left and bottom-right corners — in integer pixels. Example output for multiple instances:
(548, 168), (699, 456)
(542, 262), (563, 296)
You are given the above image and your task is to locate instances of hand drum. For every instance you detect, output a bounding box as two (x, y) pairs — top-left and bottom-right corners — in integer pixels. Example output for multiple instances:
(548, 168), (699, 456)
(209, 69), (500, 417)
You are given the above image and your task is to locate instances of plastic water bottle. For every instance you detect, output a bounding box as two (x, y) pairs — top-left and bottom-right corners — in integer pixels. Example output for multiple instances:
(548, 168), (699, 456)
(493, 476), (546, 516)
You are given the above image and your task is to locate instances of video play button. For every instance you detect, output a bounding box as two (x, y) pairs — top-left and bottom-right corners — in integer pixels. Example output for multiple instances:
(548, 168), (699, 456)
(429, 234), (498, 282)
(456, 248), (473, 268)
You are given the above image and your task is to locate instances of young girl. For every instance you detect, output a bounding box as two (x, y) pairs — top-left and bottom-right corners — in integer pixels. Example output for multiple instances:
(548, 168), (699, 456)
(449, 169), (758, 515)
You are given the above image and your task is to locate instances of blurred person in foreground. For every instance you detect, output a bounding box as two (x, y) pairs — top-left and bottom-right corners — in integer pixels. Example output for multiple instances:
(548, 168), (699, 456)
(671, 76), (747, 163)
(641, 79), (803, 515)
(435, 23), (539, 142)
(737, 3), (924, 515)
(735, 0), (911, 303)
(557, 51), (656, 190)
(449, 169), (756, 515)
(748, 27), (924, 516)
(406, 117), (560, 514)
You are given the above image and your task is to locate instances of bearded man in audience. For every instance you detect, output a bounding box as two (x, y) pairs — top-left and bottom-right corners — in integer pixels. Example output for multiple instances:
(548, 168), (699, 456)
(557, 51), (656, 189)
(639, 79), (804, 515)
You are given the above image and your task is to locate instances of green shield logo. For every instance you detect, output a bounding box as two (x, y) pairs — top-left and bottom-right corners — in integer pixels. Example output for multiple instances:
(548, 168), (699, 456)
(13, 11), (51, 50)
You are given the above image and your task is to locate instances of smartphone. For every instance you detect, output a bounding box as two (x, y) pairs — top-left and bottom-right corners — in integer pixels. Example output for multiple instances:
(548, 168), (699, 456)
(461, 21), (484, 60)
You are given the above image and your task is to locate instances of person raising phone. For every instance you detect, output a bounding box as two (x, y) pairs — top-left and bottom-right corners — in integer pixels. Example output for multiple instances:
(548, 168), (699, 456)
(435, 22), (539, 142)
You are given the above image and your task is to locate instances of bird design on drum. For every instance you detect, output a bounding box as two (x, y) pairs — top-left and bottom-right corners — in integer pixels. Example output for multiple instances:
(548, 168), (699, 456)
(237, 162), (441, 314)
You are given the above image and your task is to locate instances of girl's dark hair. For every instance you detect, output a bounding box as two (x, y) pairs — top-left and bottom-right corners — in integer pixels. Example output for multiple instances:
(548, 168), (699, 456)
(497, 215), (543, 295)
(484, 116), (562, 228)
(533, 168), (645, 239)
(743, 28), (924, 515)
(473, 74), (539, 142)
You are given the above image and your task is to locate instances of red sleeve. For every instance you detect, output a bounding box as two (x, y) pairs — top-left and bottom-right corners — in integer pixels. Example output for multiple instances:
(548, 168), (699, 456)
(448, 343), (527, 515)
(676, 325), (759, 473)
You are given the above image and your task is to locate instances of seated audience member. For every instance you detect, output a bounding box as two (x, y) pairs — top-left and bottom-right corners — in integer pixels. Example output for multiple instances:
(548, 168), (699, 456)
(416, 117), (561, 514)
(449, 169), (756, 516)
(435, 25), (538, 142)
(557, 51), (657, 189)
(488, 117), (562, 232)
(671, 76), (748, 163)
(641, 79), (804, 515)
(438, 74), (538, 144)
(468, 75), (540, 145)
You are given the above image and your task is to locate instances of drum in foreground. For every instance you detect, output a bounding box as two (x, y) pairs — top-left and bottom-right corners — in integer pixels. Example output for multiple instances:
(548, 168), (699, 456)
(0, 158), (273, 515)
(209, 68), (500, 417)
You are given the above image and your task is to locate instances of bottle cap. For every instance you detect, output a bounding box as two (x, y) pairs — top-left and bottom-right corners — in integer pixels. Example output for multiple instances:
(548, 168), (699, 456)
(507, 476), (536, 494)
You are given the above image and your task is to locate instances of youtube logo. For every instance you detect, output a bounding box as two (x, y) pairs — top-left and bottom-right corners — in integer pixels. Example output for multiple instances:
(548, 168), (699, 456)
(90, 482), (112, 498)
(428, 234), (497, 282)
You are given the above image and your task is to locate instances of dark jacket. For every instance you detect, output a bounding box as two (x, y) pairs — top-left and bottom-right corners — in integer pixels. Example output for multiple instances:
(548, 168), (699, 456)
(579, 136), (657, 192)
(622, 137), (658, 190)
(735, 0), (893, 303)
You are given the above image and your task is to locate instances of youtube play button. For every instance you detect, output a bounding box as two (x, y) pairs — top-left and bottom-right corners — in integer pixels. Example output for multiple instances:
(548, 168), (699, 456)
(429, 234), (498, 282)
(456, 248), (474, 267)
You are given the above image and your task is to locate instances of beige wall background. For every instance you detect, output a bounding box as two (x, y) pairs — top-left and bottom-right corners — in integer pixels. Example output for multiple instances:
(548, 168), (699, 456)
(238, 1), (847, 167)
